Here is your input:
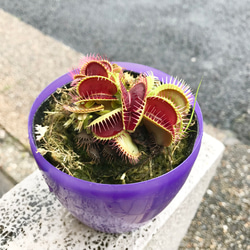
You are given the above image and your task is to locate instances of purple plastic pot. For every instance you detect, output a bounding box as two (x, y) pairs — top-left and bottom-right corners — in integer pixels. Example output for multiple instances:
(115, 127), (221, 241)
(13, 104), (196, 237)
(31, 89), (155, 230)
(28, 62), (203, 233)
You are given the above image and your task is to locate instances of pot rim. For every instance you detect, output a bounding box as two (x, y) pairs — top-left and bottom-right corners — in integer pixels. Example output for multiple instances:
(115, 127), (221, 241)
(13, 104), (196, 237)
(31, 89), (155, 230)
(28, 62), (203, 192)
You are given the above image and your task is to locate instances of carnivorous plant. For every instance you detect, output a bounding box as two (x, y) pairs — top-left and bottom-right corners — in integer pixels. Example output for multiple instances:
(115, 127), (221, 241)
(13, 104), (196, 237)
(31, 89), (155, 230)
(35, 55), (197, 184)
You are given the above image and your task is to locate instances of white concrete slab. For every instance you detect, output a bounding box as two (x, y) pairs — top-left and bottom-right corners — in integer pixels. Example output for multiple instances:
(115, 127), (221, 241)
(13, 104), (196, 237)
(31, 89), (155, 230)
(0, 133), (224, 250)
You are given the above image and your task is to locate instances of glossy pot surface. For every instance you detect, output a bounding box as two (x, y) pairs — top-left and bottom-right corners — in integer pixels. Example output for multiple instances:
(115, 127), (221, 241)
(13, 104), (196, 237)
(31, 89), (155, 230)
(28, 62), (203, 233)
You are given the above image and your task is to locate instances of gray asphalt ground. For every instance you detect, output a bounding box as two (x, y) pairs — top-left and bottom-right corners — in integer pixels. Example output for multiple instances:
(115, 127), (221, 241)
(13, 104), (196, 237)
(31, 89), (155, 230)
(0, 1), (249, 249)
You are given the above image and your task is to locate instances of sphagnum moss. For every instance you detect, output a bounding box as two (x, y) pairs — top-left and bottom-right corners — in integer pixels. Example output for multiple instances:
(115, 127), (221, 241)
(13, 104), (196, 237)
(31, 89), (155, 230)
(35, 74), (197, 184)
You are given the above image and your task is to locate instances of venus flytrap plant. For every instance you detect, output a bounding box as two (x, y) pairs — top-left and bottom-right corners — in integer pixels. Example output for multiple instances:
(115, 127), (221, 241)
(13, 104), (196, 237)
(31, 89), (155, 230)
(35, 55), (199, 184)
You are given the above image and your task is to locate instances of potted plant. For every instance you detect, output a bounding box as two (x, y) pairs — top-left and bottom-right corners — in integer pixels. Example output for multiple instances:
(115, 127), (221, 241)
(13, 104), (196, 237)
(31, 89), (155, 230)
(28, 55), (203, 233)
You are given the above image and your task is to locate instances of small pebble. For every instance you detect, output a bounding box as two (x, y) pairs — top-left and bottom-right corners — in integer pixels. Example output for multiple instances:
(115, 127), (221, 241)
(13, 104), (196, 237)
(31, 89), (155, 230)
(223, 225), (228, 233)
(190, 57), (197, 62)
(206, 189), (213, 196)
(0, 129), (6, 140)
